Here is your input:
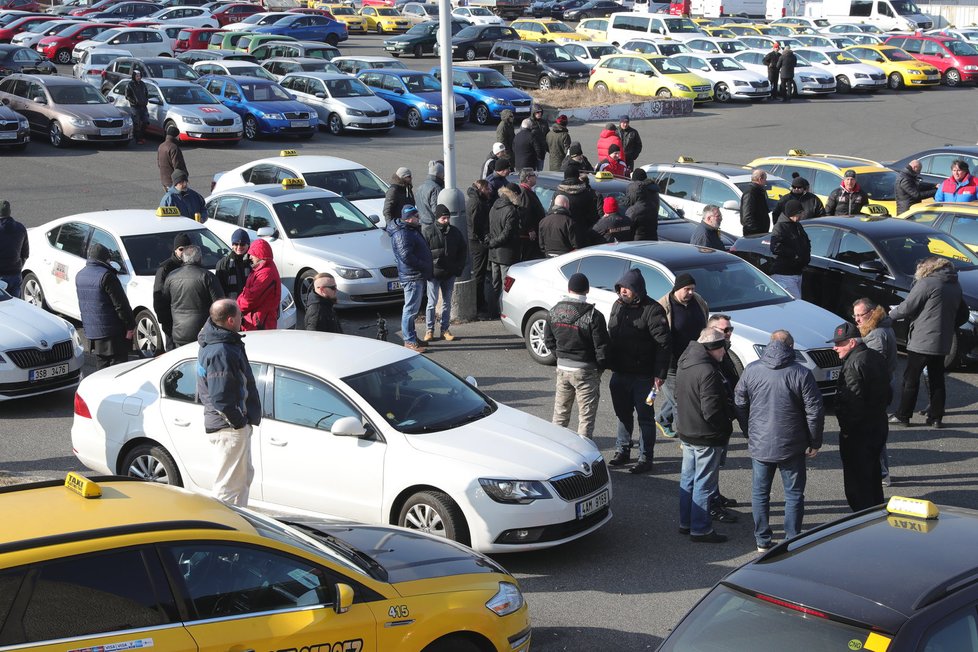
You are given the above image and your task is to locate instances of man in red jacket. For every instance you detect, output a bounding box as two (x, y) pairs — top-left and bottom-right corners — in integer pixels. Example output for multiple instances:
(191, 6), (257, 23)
(237, 238), (280, 331)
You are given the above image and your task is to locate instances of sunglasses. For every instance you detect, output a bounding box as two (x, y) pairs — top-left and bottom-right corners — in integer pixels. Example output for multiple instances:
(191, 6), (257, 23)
(317, 284), (337, 290)
(722, 327), (734, 334)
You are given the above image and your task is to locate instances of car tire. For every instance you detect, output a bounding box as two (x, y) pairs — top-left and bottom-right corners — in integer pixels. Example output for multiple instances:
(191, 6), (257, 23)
(524, 308), (556, 365)
(422, 638), (482, 652)
(398, 490), (469, 544)
(376, 24), (384, 33)
(836, 74), (852, 93)
(296, 269), (318, 308)
(593, 81), (608, 93)
(463, 46), (476, 61)
(944, 331), (960, 370)
(538, 74), (552, 90)
(243, 115), (259, 140)
(729, 351), (744, 377)
(656, 87), (672, 98)
(21, 272), (48, 309)
(327, 112), (344, 135)
(326, 33), (339, 46)
(473, 102), (490, 125)
(888, 71), (903, 90)
(714, 81), (731, 102)
(163, 119), (179, 138)
(391, 52), (400, 57)
(133, 309), (163, 357)
(49, 120), (67, 148)
(55, 48), (71, 64)
(121, 443), (182, 485)
(944, 68), (961, 87)
(413, 44), (423, 58)
(406, 107), (422, 129)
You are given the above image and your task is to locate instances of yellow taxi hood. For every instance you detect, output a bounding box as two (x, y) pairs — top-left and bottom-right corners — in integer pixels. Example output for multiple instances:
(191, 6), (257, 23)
(669, 71), (711, 87)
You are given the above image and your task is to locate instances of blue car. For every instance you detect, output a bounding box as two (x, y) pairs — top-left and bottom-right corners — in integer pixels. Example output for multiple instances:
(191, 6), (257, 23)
(251, 13), (348, 47)
(197, 75), (318, 140)
(356, 69), (469, 129)
(428, 66), (533, 125)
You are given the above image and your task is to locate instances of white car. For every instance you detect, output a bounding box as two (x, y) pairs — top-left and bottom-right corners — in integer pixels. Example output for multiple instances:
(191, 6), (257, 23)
(212, 152), (389, 227)
(400, 1), (438, 25)
(20, 210), (297, 356)
(733, 49), (837, 96)
(500, 242), (843, 392)
(72, 27), (172, 61)
(669, 52), (771, 101)
(72, 47), (130, 86)
(204, 182), (398, 308)
(221, 10), (291, 31)
(685, 36), (749, 55)
(620, 37), (691, 56)
(793, 47), (886, 92)
(451, 6), (504, 25)
(142, 6), (219, 28)
(260, 56), (342, 81)
(791, 34), (837, 48)
(0, 283), (84, 401)
(70, 330), (613, 553)
(928, 27), (978, 44)
(192, 59), (278, 81)
(279, 71), (395, 135)
(560, 40), (619, 66)
(10, 19), (80, 49)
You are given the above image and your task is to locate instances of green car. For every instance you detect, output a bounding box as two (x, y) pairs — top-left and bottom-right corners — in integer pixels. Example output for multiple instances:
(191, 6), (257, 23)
(235, 33), (297, 54)
(209, 31), (251, 51)
(382, 19), (468, 58)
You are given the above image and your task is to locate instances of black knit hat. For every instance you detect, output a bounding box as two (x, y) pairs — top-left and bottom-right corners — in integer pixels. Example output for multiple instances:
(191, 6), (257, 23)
(784, 199), (805, 217)
(173, 233), (192, 249)
(672, 273), (696, 292)
(632, 168), (647, 181)
(568, 272), (589, 294)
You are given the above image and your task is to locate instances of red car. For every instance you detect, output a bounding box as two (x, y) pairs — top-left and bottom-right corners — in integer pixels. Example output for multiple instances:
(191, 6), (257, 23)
(173, 25), (220, 51)
(288, 7), (333, 18)
(35, 21), (109, 63)
(0, 14), (56, 42)
(210, 2), (261, 26)
(0, 0), (41, 12)
(69, 0), (129, 17)
(884, 34), (978, 87)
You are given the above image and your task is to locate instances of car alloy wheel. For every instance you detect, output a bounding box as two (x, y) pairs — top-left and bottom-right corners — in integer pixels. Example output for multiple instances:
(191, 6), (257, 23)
(406, 107), (422, 129)
(656, 87), (672, 98)
(538, 75), (552, 90)
(327, 112), (344, 134)
(464, 46), (476, 61)
(55, 48), (71, 64)
(524, 308), (556, 364)
(836, 74), (851, 93)
(714, 82), (731, 102)
(593, 81), (608, 93)
(122, 444), (182, 485)
(326, 33), (339, 46)
(133, 309), (163, 357)
(413, 44), (423, 57)
(473, 102), (490, 125)
(398, 490), (469, 544)
(49, 120), (66, 147)
(944, 68), (961, 87)
(297, 269), (318, 307)
(21, 272), (46, 308)
(244, 115), (259, 139)
(888, 71), (903, 89)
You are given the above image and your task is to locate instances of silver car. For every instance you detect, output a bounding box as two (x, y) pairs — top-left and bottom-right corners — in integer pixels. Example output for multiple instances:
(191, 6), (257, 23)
(500, 242), (843, 395)
(260, 56), (341, 81)
(72, 47), (131, 87)
(106, 77), (242, 142)
(192, 59), (278, 81)
(279, 71), (394, 135)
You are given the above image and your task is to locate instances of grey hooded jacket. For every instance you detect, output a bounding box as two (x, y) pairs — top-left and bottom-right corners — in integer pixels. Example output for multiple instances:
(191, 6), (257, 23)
(888, 267), (964, 356)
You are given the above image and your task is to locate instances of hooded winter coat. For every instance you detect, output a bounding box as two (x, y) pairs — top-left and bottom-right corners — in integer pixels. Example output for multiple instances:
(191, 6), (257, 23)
(740, 181), (770, 235)
(675, 342), (733, 447)
(860, 308), (898, 374)
(621, 177), (660, 241)
(888, 263), (966, 356)
(423, 219), (468, 279)
(237, 239), (280, 331)
(382, 173), (414, 223)
(153, 254), (183, 335)
(157, 133), (187, 190)
(513, 127), (541, 171)
(495, 109), (515, 156)
(769, 215), (811, 276)
(161, 262), (225, 347)
(487, 185), (522, 265)
(546, 123), (571, 172)
(386, 217), (433, 283)
(771, 190), (824, 221)
(595, 127), (622, 164)
(607, 268), (671, 378)
(125, 72), (148, 108)
(734, 340), (824, 462)
(895, 165), (936, 215)
(557, 178), (599, 244)
(778, 48), (797, 79)
(415, 173), (444, 225)
(0, 215), (28, 276)
(466, 185), (491, 245)
(825, 182), (869, 216)
(196, 318), (261, 433)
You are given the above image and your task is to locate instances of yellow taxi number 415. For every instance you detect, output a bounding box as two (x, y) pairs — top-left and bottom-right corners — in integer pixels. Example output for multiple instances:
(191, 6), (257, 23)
(388, 605), (410, 618)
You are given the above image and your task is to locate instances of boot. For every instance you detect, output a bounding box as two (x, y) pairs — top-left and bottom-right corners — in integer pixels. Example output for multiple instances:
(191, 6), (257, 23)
(609, 449), (630, 467)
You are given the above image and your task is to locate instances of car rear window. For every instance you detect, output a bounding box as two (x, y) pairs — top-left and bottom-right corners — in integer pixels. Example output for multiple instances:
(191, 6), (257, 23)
(122, 229), (227, 276)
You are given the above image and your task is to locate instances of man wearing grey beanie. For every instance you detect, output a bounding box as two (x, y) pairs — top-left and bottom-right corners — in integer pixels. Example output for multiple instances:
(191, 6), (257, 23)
(383, 166), (414, 225)
(416, 160), (445, 225)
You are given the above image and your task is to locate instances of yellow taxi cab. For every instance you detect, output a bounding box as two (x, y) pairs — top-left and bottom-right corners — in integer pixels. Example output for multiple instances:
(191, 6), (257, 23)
(725, 24), (764, 36)
(769, 21), (816, 34)
(844, 44), (941, 89)
(321, 3), (366, 32)
(691, 17), (716, 27)
(746, 149), (913, 216)
(509, 18), (588, 42)
(900, 201), (978, 251)
(702, 26), (736, 37)
(0, 474), (532, 652)
(575, 16), (608, 41)
(358, 6), (409, 33)
(589, 52), (713, 101)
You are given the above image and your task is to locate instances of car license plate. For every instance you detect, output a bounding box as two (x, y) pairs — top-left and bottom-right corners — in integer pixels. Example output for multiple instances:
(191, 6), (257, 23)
(697, 92), (710, 98)
(291, 120), (309, 128)
(30, 363), (69, 382)
(829, 368), (840, 380)
(217, 126), (233, 133)
(0, 132), (16, 140)
(384, 45), (396, 50)
(100, 128), (122, 136)
(576, 489), (609, 519)
(388, 280), (402, 291)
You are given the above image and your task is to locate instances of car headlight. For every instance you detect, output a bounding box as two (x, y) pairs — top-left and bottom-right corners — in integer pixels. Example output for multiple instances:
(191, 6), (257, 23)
(479, 478), (551, 503)
(800, 76), (815, 83)
(489, 96), (510, 104)
(733, 80), (748, 86)
(552, 70), (569, 77)
(346, 107), (364, 116)
(333, 266), (371, 279)
(965, 65), (978, 71)
(122, 116), (131, 126)
(908, 69), (923, 75)
(753, 344), (808, 363)
(422, 102), (439, 110)
(232, 116), (242, 125)
(264, 112), (285, 120)
(67, 117), (92, 127)
(676, 83), (691, 91)
(18, 117), (28, 128)
(181, 115), (203, 124)
(66, 321), (83, 350)
(486, 581), (524, 617)
(854, 73), (868, 78)
(969, 310), (978, 325)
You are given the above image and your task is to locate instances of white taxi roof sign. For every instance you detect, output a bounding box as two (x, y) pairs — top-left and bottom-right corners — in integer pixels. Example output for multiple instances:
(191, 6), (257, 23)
(65, 472), (101, 499)
(156, 206), (182, 218)
(677, 155), (695, 163)
(281, 178), (306, 189)
(886, 496), (939, 519)
(280, 149), (299, 157)
(788, 148), (808, 157)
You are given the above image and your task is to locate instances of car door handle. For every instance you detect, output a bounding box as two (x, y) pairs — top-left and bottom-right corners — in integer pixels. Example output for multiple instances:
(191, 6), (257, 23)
(172, 418), (190, 427)
(269, 438), (288, 447)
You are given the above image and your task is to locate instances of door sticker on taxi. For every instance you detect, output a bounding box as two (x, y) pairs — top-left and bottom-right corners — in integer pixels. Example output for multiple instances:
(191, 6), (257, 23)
(69, 637), (154, 651)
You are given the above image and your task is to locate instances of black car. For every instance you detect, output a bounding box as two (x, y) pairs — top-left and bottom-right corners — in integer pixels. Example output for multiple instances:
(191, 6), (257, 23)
(383, 19), (468, 58)
(87, 1), (161, 20)
(522, 171), (737, 248)
(489, 40), (590, 90)
(176, 48), (255, 65)
(562, 0), (625, 19)
(730, 215), (978, 367)
(100, 56), (198, 93)
(445, 24), (520, 61)
(0, 102), (29, 150)
(0, 45), (56, 77)
(528, 0), (555, 17)
(888, 146), (978, 187)
(548, 0), (585, 19)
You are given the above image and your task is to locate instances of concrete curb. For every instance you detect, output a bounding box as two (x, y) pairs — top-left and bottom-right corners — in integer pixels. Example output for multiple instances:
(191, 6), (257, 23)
(546, 98), (695, 124)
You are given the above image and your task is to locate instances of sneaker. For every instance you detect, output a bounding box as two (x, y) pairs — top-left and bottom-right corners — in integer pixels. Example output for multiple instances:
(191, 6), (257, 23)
(656, 420), (677, 439)
(925, 418), (944, 429)
(710, 507), (739, 523)
(882, 475), (892, 487)
(629, 458), (653, 474)
(678, 526), (690, 535)
(422, 330), (435, 342)
(609, 450), (630, 467)
(691, 531), (728, 543)
(442, 330), (455, 341)
(717, 494), (738, 508)
(403, 340), (427, 353)
(756, 541), (778, 553)
(888, 415), (911, 427)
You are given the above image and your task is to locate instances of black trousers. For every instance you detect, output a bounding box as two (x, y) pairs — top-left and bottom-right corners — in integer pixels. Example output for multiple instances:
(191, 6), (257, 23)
(779, 77), (793, 100)
(767, 69), (778, 93)
(470, 240), (491, 316)
(839, 421), (886, 511)
(896, 351), (946, 420)
(91, 335), (129, 370)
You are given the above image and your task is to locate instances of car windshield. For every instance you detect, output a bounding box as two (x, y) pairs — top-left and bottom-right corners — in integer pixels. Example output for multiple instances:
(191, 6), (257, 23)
(325, 76), (371, 96)
(828, 49), (860, 63)
(664, 17), (700, 33)
(538, 45), (574, 62)
(272, 196), (375, 237)
(122, 228), (227, 276)
(947, 39), (978, 55)
(673, 259), (792, 311)
(229, 64), (276, 80)
(847, 171), (896, 200)
(302, 168), (387, 201)
(891, 0), (920, 14)
(92, 28), (121, 41)
(659, 43), (689, 55)
(651, 57), (689, 74)
(240, 80), (291, 100)
(455, 25), (481, 38)
(878, 233), (978, 276)
(470, 6), (492, 14)
(49, 83), (107, 104)
(800, 49), (829, 63)
(333, 6), (354, 14)
(377, 8), (398, 15)
(89, 52), (119, 64)
(470, 68), (512, 88)
(719, 40), (746, 52)
(406, 22), (433, 35)
(343, 356), (494, 434)
(587, 45), (617, 58)
(25, 20), (53, 32)
(883, 47), (913, 61)
(162, 84), (218, 104)
(146, 61), (198, 80)
(403, 73), (440, 92)
(547, 21), (574, 33)
(709, 56), (743, 70)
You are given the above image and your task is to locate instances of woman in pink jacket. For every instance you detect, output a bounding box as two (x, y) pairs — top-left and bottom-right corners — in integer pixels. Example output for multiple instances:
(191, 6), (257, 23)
(237, 238), (281, 331)
(596, 123), (623, 166)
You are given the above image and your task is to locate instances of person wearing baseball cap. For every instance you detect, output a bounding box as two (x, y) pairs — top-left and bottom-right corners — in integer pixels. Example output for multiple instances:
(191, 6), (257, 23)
(386, 204), (433, 353)
(829, 321), (891, 511)
(826, 169), (869, 216)
(769, 198), (811, 299)
(772, 174), (825, 221)
(547, 114), (571, 173)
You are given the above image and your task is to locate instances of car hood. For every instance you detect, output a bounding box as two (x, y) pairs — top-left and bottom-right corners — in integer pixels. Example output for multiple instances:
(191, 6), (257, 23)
(385, 31), (428, 43)
(728, 299), (839, 351)
(288, 227), (393, 268)
(351, 197), (386, 223)
(955, 268), (978, 308)
(244, 99), (314, 113)
(406, 403), (601, 478)
(408, 90), (465, 106)
(334, 95), (391, 112)
(168, 103), (239, 119)
(0, 298), (73, 350)
(56, 103), (127, 119)
(471, 85), (527, 100)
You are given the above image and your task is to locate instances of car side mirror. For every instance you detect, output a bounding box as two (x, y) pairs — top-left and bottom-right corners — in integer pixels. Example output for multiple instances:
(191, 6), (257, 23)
(148, 96), (161, 104)
(330, 415), (368, 437)
(367, 213), (380, 224)
(1, 98), (7, 105)
(335, 583), (354, 614)
(465, 375), (478, 387)
(722, 199), (739, 211)
(109, 260), (127, 274)
(33, 96), (47, 104)
(110, 38), (121, 44)
(257, 226), (276, 239)
(315, 91), (326, 98)
(859, 259), (887, 275)
(394, 87), (404, 93)
(461, 82), (472, 88)
(290, 93), (297, 99)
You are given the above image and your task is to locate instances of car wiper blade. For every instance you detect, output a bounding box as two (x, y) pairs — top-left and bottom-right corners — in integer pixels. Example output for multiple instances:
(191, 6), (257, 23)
(283, 520), (389, 582)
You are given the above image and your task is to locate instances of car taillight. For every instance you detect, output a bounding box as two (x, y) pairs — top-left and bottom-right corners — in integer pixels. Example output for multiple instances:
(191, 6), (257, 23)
(74, 393), (92, 419)
(753, 593), (828, 619)
(503, 276), (515, 293)
(101, 69), (106, 78)
(589, 67), (596, 75)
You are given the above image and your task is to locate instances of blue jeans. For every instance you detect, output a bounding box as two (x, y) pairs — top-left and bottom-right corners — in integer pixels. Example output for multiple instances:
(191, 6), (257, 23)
(656, 369), (677, 431)
(401, 280), (424, 344)
(610, 372), (655, 459)
(679, 443), (724, 536)
(0, 274), (21, 299)
(425, 276), (455, 332)
(752, 455), (806, 547)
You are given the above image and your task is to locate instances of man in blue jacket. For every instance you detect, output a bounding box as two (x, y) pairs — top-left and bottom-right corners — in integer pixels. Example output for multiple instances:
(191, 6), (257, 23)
(197, 298), (261, 506)
(161, 169), (206, 219)
(386, 205), (433, 352)
(76, 243), (135, 369)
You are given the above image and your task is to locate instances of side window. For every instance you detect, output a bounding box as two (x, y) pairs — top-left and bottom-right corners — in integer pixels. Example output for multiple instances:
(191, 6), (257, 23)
(54, 222), (92, 258)
(243, 199), (274, 231)
(165, 543), (332, 620)
(805, 225), (837, 258)
(519, 48), (535, 62)
(920, 40), (941, 55)
(905, 210), (940, 225)
(573, 255), (629, 291)
(851, 0), (872, 15)
(214, 195), (244, 224)
(948, 215), (978, 246)
(920, 154), (958, 177)
(162, 359), (198, 402)
(89, 228), (125, 270)
(272, 367), (360, 431)
(903, 38), (923, 54)
(811, 169), (841, 198)
(204, 78), (224, 94)
(699, 178), (738, 206)
(919, 609), (978, 652)
(659, 172), (699, 200)
(833, 231), (877, 266)
(628, 262), (672, 300)
(876, 0), (893, 16)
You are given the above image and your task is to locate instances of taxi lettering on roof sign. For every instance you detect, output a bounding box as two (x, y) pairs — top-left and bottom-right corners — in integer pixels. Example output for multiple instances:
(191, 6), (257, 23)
(282, 178), (306, 189)
(156, 206), (181, 217)
(281, 149), (299, 157)
(64, 471), (101, 498)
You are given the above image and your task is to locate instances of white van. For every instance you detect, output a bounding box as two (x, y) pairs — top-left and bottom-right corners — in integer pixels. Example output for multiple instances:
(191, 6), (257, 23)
(691, 0), (766, 18)
(806, 0), (932, 30)
(606, 11), (706, 45)
(766, 0), (811, 20)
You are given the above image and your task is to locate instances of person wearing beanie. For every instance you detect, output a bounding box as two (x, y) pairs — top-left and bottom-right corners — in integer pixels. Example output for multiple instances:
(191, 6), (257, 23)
(518, 168), (544, 261)
(621, 167), (660, 241)
(543, 272), (610, 439)
(770, 197), (811, 299)
(215, 228), (252, 299)
(592, 195), (633, 243)
(488, 156), (512, 202)
(530, 107), (549, 171)
(125, 67), (149, 144)
(513, 118), (543, 171)
(153, 231), (193, 346)
(596, 122), (622, 165)
(161, 169), (205, 220)
(825, 169), (869, 216)
(416, 160), (445, 225)
(237, 238), (280, 332)
(616, 115), (642, 168)
(561, 141), (594, 173)
(161, 244), (225, 347)
(422, 203), (467, 342)
(482, 142), (510, 179)
(386, 204), (433, 352)
(383, 166), (415, 225)
(772, 174), (825, 221)
(557, 162), (599, 245)
(157, 124), (188, 192)
(690, 204), (724, 250)
(547, 114), (572, 172)
(76, 242), (135, 369)
(495, 108), (516, 159)
(655, 272), (710, 445)
(607, 268), (671, 473)
(762, 40), (781, 97)
(0, 200), (28, 299)
(487, 182), (522, 313)
(597, 143), (630, 178)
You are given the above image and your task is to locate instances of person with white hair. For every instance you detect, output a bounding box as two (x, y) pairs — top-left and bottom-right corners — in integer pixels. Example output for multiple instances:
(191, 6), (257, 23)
(740, 168), (771, 235)
(512, 117), (543, 171)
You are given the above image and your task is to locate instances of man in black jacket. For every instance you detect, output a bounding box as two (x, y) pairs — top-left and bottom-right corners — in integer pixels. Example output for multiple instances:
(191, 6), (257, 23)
(153, 232), (191, 350)
(513, 119), (542, 171)
(608, 268), (671, 473)
(557, 166), (599, 245)
(530, 107), (549, 171)
(215, 228), (251, 299)
(676, 328), (733, 543)
(125, 69), (149, 144)
(383, 167), (414, 224)
(778, 44), (797, 102)
(741, 169), (771, 235)
(488, 183), (522, 315)
(616, 115), (643, 168)
(769, 199), (811, 299)
(622, 169), (659, 241)
(762, 41), (781, 97)
(826, 170), (869, 216)
(895, 160), (936, 215)
(305, 272), (342, 334)
(0, 200), (28, 299)
(518, 168), (544, 260)
(830, 322), (890, 511)
(690, 204), (724, 250)
(76, 243), (135, 369)
(466, 179), (493, 318)
(543, 273), (610, 439)
(422, 204), (467, 342)
(772, 176), (825, 221)
(161, 245), (225, 348)
(538, 194), (577, 257)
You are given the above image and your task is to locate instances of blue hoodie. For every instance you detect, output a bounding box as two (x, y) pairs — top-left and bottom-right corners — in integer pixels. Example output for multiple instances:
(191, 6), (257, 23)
(385, 216), (433, 284)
